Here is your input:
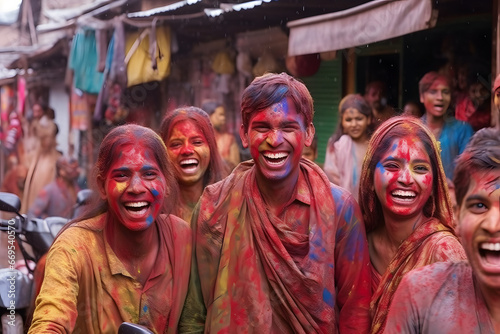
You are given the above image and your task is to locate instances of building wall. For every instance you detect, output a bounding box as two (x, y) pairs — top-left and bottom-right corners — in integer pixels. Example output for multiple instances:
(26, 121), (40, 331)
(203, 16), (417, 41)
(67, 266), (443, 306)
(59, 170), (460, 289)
(49, 80), (70, 156)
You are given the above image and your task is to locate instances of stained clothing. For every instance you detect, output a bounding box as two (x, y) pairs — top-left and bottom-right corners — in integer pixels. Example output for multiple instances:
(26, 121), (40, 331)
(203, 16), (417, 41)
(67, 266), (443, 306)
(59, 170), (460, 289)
(28, 179), (80, 218)
(455, 95), (491, 131)
(323, 135), (367, 200)
(384, 261), (494, 334)
(179, 159), (372, 333)
(29, 213), (191, 334)
(370, 218), (466, 334)
(420, 114), (473, 180)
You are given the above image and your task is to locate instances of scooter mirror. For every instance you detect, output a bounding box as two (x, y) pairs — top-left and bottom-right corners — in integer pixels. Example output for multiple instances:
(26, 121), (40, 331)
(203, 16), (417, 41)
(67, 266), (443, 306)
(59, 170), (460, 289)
(118, 322), (154, 334)
(0, 192), (21, 213)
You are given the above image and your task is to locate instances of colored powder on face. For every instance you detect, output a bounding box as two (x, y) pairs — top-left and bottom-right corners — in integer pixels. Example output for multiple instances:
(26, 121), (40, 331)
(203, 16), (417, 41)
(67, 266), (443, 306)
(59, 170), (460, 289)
(146, 215), (153, 225)
(115, 182), (127, 194)
(322, 288), (335, 307)
(143, 305), (148, 313)
(151, 188), (159, 197)
(376, 161), (385, 174)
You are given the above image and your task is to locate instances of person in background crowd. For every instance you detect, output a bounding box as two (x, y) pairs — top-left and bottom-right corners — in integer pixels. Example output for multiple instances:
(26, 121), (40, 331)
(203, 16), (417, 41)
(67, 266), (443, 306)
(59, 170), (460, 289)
(24, 102), (48, 163)
(159, 106), (229, 223)
(384, 127), (500, 333)
(21, 117), (62, 213)
(403, 101), (424, 118)
(29, 124), (191, 334)
(364, 81), (397, 128)
(28, 156), (81, 219)
(201, 100), (241, 169)
(0, 159), (27, 199)
(419, 71), (473, 180)
(324, 94), (373, 200)
(358, 116), (466, 334)
(454, 70), (491, 131)
(180, 73), (371, 333)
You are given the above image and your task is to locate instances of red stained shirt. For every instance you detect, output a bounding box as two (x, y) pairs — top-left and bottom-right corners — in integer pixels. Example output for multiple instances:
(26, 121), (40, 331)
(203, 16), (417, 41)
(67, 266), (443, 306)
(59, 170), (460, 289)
(384, 261), (494, 334)
(180, 159), (372, 333)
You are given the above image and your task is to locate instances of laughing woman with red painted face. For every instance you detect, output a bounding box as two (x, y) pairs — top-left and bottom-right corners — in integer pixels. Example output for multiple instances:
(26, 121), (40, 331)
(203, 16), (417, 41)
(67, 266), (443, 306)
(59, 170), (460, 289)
(159, 107), (229, 224)
(29, 125), (191, 334)
(358, 116), (466, 334)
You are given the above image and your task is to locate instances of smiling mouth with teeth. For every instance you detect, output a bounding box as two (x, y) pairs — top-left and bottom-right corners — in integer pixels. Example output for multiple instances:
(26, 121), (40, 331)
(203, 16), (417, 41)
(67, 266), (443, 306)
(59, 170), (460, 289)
(124, 201), (149, 211)
(180, 159), (199, 169)
(479, 242), (500, 266)
(263, 152), (288, 164)
(391, 190), (416, 199)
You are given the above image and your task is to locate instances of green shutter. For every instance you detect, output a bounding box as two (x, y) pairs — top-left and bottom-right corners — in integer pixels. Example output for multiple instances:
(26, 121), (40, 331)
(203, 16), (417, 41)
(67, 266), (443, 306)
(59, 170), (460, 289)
(300, 58), (342, 164)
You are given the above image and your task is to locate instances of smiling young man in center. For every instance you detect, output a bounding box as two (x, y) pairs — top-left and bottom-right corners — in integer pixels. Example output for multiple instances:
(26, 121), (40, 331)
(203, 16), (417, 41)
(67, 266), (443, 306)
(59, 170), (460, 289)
(179, 72), (371, 333)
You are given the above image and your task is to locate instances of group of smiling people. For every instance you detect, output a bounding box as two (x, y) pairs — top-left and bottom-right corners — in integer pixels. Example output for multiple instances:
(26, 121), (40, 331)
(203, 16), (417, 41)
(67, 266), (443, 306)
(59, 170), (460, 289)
(27, 72), (500, 333)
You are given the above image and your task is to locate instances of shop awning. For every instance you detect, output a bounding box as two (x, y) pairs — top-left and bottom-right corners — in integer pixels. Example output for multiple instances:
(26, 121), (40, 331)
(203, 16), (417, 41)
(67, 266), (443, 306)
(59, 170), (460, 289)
(287, 0), (437, 56)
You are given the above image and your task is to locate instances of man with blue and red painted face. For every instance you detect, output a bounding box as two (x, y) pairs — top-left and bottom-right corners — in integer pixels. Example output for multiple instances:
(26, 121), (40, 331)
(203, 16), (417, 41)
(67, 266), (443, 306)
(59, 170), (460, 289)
(384, 127), (500, 333)
(180, 72), (371, 333)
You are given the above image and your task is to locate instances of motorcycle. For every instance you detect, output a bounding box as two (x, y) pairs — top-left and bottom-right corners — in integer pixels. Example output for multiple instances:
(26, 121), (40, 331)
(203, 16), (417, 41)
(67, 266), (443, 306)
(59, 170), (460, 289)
(0, 190), (91, 334)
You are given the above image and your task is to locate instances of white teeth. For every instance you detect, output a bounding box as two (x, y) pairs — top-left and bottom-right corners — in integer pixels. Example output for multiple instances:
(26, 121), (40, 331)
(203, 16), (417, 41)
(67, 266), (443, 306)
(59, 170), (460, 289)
(125, 201), (148, 208)
(392, 190), (416, 197)
(480, 243), (500, 251)
(180, 159), (198, 166)
(264, 152), (288, 159)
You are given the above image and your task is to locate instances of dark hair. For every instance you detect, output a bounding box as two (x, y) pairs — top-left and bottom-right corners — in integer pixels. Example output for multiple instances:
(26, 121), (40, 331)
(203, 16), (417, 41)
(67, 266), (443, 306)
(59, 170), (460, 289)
(330, 94), (373, 143)
(201, 100), (223, 116)
(159, 106), (228, 188)
(364, 81), (387, 95)
(359, 116), (453, 233)
(67, 124), (178, 228)
(418, 71), (452, 96)
(240, 72), (314, 132)
(453, 127), (500, 206)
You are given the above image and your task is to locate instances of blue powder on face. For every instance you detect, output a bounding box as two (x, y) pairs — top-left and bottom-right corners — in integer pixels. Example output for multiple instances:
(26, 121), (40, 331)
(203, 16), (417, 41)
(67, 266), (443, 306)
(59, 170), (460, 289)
(151, 188), (159, 197)
(146, 215), (153, 226)
(143, 305), (148, 312)
(376, 161), (385, 174)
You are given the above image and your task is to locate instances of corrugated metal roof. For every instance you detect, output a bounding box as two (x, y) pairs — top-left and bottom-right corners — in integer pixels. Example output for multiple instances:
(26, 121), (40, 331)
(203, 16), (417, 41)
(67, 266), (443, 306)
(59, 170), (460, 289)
(128, 0), (203, 18)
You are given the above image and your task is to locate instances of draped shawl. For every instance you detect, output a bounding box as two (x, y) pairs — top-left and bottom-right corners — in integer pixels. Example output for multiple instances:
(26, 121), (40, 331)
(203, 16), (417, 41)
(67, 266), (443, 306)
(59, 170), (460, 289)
(182, 159), (371, 333)
(370, 218), (466, 334)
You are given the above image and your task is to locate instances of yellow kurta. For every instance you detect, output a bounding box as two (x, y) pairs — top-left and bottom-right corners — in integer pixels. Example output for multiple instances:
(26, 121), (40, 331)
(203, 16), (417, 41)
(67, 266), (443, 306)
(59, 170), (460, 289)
(29, 213), (191, 334)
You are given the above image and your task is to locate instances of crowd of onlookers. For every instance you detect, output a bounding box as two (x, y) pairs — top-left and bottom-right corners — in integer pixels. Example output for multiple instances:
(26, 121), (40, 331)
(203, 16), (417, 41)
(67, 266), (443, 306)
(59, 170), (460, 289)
(0, 67), (499, 333)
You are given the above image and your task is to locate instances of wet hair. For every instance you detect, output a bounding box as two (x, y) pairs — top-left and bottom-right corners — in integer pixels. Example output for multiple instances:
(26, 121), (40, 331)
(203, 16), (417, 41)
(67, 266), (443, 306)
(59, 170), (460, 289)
(359, 116), (454, 233)
(159, 106), (228, 188)
(68, 124), (178, 226)
(329, 94), (373, 143)
(418, 71), (452, 96)
(201, 100), (223, 116)
(453, 127), (500, 206)
(240, 72), (314, 132)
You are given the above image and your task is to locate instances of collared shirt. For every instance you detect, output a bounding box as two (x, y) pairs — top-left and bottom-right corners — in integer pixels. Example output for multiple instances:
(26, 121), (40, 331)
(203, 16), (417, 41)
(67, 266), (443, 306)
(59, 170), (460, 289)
(29, 213), (191, 334)
(180, 160), (372, 333)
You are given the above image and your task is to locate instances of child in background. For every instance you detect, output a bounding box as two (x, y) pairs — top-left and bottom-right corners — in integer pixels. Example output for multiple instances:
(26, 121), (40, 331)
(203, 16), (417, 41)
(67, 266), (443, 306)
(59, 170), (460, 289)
(324, 94), (373, 200)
